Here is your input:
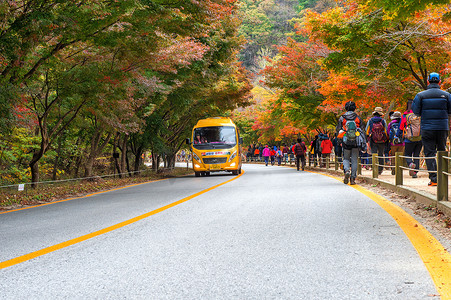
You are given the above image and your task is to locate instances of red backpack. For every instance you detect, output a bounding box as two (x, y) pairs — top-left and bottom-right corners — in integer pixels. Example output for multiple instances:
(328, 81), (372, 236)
(371, 120), (387, 143)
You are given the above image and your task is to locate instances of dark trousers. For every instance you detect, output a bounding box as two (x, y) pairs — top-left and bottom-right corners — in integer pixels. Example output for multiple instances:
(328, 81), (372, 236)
(296, 155), (305, 171)
(313, 152), (320, 166)
(370, 141), (385, 173)
(404, 141), (423, 171)
(422, 130), (448, 182)
(335, 147), (343, 162)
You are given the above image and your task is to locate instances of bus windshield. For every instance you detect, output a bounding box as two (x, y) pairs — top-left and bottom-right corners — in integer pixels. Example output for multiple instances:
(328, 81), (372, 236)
(192, 126), (236, 149)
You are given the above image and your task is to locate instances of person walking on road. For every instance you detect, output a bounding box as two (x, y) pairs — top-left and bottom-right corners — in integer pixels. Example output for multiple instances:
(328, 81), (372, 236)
(276, 147), (283, 166)
(294, 138), (307, 171)
(320, 135), (333, 167)
(254, 147), (260, 162)
(366, 107), (388, 175)
(282, 145), (289, 164)
(332, 134), (342, 163)
(398, 100), (422, 178)
(262, 145), (271, 166)
(270, 147), (276, 166)
(412, 72), (451, 186)
(388, 111), (405, 175)
(337, 101), (364, 185)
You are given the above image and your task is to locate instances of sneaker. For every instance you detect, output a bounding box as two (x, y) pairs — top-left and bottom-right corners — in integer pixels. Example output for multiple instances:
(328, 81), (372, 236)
(428, 181), (437, 186)
(350, 177), (356, 185)
(409, 163), (416, 176)
(344, 171), (350, 184)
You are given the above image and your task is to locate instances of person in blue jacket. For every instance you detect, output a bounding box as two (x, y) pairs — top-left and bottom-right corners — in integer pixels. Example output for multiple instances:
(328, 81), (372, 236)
(412, 72), (451, 186)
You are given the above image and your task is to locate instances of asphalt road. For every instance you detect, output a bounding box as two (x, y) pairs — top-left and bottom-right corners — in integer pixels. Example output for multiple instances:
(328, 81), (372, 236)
(0, 164), (441, 299)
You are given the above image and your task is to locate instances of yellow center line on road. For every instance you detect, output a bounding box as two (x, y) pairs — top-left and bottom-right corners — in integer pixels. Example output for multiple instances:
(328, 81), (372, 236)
(308, 170), (451, 299)
(0, 179), (169, 215)
(0, 171), (244, 269)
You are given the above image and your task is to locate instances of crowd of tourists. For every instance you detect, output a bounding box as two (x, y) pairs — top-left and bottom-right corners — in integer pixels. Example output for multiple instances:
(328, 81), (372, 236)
(334, 72), (451, 186)
(246, 72), (451, 187)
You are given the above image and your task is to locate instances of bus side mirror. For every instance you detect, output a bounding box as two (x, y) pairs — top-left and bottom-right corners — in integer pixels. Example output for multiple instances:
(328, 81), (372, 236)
(185, 138), (191, 145)
(239, 137), (243, 145)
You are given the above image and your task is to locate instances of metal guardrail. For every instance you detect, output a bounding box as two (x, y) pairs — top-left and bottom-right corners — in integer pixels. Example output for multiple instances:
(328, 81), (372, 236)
(0, 167), (175, 193)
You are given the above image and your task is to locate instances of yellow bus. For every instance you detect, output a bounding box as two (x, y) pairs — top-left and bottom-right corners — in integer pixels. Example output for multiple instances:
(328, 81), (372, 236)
(187, 117), (243, 177)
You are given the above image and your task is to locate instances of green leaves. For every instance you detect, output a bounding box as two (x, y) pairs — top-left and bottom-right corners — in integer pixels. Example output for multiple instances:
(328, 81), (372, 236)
(364, 0), (451, 19)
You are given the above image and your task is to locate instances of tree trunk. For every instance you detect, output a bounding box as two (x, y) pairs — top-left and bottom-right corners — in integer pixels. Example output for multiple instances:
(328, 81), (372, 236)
(29, 156), (40, 188)
(133, 146), (143, 172)
(126, 151), (131, 176)
(29, 131), (49, 188)
(51, 137), (63, 180)
(84, 128), (112, 178)
(166, 153), (176, 169)
(120, 134), (128, 177)
(113, 133), (122, 178)
(51, 155), (59, 181)
(73, 155), (83, 178)
(151, 153), (160, 172)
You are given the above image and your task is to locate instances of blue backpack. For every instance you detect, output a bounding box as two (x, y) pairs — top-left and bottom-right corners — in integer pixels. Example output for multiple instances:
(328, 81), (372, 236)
(389, 120), (401, 144)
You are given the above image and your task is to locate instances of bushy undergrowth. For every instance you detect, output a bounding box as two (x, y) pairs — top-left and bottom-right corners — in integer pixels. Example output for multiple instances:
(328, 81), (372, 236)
(0, 168), (193, 209)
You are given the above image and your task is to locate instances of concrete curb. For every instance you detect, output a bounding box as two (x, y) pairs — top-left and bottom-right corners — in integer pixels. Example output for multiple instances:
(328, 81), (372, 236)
(304, 166), (451, 218)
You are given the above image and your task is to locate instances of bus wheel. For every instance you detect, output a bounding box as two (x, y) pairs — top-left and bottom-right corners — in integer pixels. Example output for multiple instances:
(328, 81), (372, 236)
(232, 170), (238, 175)
(238, 168), (242, 174)
(201, 172), (206, 176)
(206, 172), (210, 176)
(195, 172), (200, 177)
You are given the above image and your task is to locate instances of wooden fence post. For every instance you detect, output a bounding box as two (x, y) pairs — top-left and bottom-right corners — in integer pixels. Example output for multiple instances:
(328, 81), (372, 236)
(372, 153), (378, 178)
(437, 151), (448, 202)
(395, 152), (403, 186)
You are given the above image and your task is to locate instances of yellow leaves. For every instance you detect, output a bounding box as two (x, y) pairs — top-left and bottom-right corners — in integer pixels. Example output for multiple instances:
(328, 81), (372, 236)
(251, 85), (276, 105)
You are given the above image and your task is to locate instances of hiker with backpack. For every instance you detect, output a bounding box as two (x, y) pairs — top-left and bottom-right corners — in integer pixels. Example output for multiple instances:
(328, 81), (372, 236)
(336, 101), (365, 185)
(282, 145), (289, 164)
(312, 135), (321, 166)
(270, 147), (276, 166)
(412, 72), (451, 186)
(388, 111), (405, 175)
(294, 138), (307, 171)
(397, 100), (422, 178)
(320, 135), (333, 167)
(366, 107), (388, 175)
(276, 147), (283, 165)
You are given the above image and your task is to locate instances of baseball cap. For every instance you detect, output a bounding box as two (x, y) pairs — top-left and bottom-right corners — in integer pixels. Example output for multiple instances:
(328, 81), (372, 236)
(428, 72), (440, 83)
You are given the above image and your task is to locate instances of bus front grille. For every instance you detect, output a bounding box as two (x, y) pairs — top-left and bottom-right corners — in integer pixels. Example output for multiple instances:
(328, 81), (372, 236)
(203, 157), (227, 164)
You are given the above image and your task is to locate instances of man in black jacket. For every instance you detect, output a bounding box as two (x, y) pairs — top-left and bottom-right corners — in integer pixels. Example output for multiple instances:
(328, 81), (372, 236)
(412, 72), (451, 186)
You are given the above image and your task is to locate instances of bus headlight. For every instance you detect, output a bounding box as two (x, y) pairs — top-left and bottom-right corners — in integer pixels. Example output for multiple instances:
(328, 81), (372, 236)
(228, 151), (237, 162)
(193, 152), (201, 163)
